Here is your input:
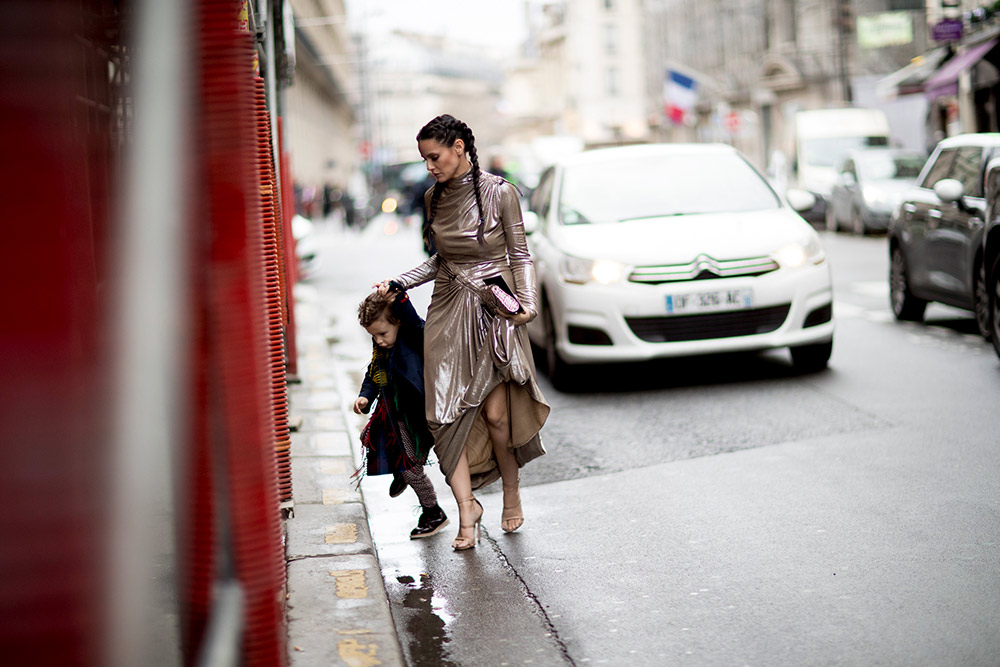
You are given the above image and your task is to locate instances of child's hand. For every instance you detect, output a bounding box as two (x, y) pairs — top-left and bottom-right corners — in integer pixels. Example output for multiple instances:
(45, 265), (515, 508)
(353, 397), (370, 414)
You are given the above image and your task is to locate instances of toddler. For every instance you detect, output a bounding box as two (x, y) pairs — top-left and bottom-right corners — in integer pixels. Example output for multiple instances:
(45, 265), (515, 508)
(354, 289), (448, 539)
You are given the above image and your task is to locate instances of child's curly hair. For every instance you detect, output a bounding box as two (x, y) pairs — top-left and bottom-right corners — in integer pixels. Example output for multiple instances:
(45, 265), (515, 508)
(357, 291), (400, 328)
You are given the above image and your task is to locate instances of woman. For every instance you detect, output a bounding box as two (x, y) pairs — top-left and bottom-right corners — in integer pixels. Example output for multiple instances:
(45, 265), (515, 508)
(376, 114), (549, 551)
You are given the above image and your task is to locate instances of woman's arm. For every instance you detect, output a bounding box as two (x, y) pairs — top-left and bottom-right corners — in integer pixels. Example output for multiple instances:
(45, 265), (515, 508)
(499, 183), (538, 323)
(388, 254), (440, 291)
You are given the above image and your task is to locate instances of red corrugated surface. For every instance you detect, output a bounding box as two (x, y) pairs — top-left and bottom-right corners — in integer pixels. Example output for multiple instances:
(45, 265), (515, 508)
(179, 1), (286, 664)
(277, 117), (299, 376)
(0, 3), (112, 665)
(253, 77), (293, 506)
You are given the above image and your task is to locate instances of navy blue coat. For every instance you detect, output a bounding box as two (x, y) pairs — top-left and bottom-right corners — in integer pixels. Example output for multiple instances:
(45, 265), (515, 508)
(357, 292), (432, 474)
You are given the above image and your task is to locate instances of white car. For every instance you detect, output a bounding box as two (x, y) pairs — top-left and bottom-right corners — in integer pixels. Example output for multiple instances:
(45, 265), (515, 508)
(522, 143), (834, 387)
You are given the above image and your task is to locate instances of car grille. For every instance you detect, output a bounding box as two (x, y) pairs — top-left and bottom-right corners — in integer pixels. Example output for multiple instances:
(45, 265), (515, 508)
(629, 254), (779, 284)
(624, 304), (791, 343)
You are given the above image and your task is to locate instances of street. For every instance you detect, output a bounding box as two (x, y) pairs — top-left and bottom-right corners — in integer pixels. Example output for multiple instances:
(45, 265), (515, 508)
(308, 216), (1000, 667)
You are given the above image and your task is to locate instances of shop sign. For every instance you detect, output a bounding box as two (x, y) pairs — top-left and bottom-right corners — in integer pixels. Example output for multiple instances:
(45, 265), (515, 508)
(858, 12), (913, 49)
(932, 19), (963, 43)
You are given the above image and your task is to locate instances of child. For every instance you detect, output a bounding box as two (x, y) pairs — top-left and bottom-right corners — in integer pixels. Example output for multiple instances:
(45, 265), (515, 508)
(353, 288), (448, 539)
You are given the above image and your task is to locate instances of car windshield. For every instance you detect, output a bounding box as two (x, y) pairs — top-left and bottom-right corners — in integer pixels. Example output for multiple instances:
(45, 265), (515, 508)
(855, 153), (924, 181)
(557, 152), (781, 224)
(802, 136), (889, 167)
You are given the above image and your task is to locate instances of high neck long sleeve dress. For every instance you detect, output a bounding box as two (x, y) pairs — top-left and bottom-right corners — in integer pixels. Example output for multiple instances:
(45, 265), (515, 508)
(390, 169), (549, 490)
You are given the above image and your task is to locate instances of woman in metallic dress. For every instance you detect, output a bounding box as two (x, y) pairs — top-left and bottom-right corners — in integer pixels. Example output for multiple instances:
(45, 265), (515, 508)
(376, 115), (549, 551)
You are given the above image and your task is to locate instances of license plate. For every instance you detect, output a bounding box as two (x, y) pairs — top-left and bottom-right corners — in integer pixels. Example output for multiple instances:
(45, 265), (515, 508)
(665, 288), (753, 315)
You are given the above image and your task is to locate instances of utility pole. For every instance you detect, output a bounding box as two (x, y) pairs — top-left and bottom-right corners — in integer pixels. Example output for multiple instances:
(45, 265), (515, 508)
(835, 0), (854, 103)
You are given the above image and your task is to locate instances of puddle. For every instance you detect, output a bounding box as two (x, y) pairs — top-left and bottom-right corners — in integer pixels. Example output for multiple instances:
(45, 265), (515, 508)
(396, 572), (459, 667)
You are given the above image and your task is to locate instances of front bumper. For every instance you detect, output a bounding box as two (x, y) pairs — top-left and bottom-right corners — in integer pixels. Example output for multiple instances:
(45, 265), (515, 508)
(542, 262), (834, 364)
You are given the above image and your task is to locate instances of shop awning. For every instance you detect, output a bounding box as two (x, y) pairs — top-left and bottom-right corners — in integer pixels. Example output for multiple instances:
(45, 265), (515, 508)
(876, 47), (949, 100)
(924, 38), (998, 99)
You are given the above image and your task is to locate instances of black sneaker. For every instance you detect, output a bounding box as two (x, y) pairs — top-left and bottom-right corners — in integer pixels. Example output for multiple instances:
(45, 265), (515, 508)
(410, 504), (449, 539)
(389, 473), (407, 498)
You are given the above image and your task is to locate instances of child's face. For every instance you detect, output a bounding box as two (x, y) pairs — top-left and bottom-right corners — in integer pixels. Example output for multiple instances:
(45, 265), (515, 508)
(365, 316), (399, 349)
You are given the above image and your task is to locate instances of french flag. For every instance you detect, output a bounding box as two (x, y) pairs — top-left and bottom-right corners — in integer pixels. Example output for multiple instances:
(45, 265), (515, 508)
(664, 70), (697, 125)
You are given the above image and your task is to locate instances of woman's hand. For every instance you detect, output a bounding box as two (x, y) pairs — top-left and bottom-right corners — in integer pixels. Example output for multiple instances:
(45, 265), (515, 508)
(372, 280), (392, 296)
(353, 397), (370, 414)
(501, 311), (532, 327)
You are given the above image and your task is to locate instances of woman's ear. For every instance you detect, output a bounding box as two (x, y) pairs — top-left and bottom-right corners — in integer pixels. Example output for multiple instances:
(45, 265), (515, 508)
(452, 138), (465, 156)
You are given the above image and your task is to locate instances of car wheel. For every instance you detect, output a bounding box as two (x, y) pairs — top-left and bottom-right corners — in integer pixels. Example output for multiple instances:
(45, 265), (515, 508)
(542, 302), (572, 390)
(974, 257), (992, 340)
(825, 203), (838, 231)
(790, 340), (832, 373)
(890, 247), (926, 321)
(991, 255), (1000, 360)
(852, 207), (865, 235)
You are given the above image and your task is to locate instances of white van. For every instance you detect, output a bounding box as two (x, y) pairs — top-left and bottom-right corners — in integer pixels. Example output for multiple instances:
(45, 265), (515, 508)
(788, 108), (891, 218)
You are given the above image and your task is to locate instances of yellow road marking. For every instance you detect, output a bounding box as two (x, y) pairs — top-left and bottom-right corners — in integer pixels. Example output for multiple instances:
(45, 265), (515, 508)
(330, 569), (368, 599)
(324, 523), (358, 544)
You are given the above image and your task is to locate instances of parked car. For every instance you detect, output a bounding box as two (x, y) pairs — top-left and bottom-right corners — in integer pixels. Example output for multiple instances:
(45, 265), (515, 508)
(522, 143), (834, 387)
(826, 148), (925, 234)
(982, 156), (1000, 358)
(888, 133), (1000, 339)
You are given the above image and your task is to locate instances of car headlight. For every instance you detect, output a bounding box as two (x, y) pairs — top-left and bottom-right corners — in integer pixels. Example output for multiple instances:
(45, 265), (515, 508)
(558, 255), (628, 284)
(773, 235), (825, 269)
(862, 185), (888, 207)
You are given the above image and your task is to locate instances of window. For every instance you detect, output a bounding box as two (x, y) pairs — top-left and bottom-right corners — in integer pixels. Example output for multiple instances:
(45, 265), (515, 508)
(604, 24), (618, 55)
(531, 168), (555, 221)
(606, 67), (619, 96)
(920, 148), (956, 189)
(948, 147), (984, 198)
(558, 152), (781, 224)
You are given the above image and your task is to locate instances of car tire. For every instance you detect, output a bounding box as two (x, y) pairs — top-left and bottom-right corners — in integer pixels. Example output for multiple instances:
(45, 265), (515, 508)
(890, 247), (926, 322)
(974, 257), (992, 340)
(825, 203), (838, 231)
(852, 207), (865, 235)
(542, 302), (572, 390)
(991, 255), (1000, 360)
(790, 340), (832, 373)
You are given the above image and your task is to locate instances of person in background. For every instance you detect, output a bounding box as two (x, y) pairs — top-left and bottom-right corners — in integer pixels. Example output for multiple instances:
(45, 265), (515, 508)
(353, 290), (449, 540)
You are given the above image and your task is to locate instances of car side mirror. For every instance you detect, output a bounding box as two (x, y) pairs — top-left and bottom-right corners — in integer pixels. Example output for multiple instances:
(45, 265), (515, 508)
(933, 178), (965, 203)
(522, 210), (539, 234)
(785, 188), (816, 213)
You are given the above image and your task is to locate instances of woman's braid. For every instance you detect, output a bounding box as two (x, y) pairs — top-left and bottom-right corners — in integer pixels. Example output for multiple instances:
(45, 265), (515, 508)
(416, 114), (487, 245)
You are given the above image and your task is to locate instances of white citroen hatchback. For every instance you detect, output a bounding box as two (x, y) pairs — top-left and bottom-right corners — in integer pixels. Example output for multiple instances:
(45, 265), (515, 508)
(522, 143), (834, 387)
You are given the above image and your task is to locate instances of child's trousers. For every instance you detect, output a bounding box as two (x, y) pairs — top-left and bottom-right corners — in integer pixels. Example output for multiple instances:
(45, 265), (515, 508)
(398, 426), (437, 508)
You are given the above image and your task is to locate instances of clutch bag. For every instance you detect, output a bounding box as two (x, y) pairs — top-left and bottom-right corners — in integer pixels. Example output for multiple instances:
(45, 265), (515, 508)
(482, 275), (522, 315)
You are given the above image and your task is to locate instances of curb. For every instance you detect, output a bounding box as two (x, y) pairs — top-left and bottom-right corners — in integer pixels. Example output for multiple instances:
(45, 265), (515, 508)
(284, 285), (403, 667)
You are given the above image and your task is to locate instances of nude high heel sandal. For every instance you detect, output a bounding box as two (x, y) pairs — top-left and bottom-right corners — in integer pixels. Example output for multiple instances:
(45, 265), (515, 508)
(452, 497), (483, 551)
(501, 482), (523, 533)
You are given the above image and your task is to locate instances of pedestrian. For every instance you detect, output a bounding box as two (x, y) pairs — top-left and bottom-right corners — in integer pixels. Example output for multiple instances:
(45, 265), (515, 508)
(375, 114), (549, 551)
(353, 289), (449, 540)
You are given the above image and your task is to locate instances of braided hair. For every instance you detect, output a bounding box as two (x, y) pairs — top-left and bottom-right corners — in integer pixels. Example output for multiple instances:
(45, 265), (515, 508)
(416, 114), (487, 245)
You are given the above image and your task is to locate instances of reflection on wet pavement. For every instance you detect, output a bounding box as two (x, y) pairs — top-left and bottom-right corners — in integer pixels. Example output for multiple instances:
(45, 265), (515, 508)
(397, 572), (459, 667)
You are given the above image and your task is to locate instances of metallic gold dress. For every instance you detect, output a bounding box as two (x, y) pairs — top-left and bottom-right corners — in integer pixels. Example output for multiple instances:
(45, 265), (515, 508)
(391, 169), (549, 490)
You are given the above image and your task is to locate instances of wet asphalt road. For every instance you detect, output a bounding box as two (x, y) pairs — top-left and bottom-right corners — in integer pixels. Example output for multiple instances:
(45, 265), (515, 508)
(310, 217), (1000, 666)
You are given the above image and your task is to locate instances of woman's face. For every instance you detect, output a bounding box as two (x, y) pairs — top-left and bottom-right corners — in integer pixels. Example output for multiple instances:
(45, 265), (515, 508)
(418, 138), (468, 183)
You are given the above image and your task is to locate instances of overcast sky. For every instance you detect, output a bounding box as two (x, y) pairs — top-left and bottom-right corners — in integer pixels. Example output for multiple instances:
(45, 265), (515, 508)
(344, 0), (529, 57)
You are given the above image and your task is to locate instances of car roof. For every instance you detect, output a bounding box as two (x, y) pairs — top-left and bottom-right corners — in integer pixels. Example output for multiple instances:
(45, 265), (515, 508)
(554, 142), (740, 168)
(935, 133), (1000, 149)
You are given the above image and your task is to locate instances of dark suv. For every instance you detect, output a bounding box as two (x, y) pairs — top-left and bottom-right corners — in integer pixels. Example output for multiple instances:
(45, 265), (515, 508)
(983, 156), (1000, 359)
(888, 134), (1000, 340)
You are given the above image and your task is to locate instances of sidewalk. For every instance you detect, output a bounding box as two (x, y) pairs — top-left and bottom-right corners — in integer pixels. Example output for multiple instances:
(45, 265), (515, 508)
(284, 264), (404, 667)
